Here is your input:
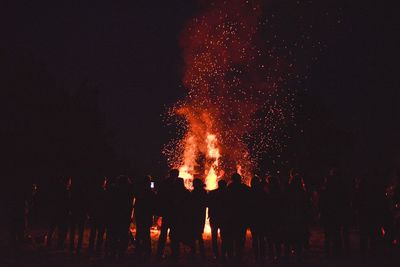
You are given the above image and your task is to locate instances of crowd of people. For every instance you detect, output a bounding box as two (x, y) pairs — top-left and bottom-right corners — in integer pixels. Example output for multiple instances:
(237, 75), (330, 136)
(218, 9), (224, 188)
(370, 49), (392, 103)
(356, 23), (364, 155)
(3, 168), (400, 263)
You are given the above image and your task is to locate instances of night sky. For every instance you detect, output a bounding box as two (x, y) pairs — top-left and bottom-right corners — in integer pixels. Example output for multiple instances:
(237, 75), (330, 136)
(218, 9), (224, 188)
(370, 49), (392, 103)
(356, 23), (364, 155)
(2, 1), (399, 181)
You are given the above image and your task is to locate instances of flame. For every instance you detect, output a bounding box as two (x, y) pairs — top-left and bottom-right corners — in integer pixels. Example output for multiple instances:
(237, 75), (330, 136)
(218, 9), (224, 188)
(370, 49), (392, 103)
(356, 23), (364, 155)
(178, 132), (222, 190)
(236, 164), (242, 176)
(160, 0), (294, 237)
(178, 134), (197, 189)
(168, 0), (268, 188)
(164, 0), (291, 188)
(205, 166), (218, 190)
(204, 134), (220, 190)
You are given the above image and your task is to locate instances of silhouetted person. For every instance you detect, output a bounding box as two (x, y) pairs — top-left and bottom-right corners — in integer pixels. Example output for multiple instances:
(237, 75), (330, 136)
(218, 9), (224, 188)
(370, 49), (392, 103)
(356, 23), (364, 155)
(169, 177), (191, 259)
(320, 168), (349, 255)
(378, 170), (400, 247)
(189, 178), (207, 258)
(265, 176), (284, 261)
(88, 177), (108, 253)
(3, 177), (30, 255)
(27, 183), (51, 244)
(208, 179), (228, 259)
(156, 169), (179, 258)
(249, 176), (267, 262)
(225, 173), (250, 262)
(285, 172), (309, 261)
(46, 176), (69, 249)
(133, 175), (155, 259)
(394, 170), (400, 207)
(392, 171), (400, 244)
(68, 177), (88, 254)
(357, 172), (387, 253)
(107, 175), (134, 259)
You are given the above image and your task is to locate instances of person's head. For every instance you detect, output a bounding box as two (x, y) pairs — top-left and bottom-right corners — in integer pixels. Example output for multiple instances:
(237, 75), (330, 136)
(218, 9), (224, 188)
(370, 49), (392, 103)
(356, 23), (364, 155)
(329, 167), (338, 177)
(251, 176), (261, 188)
(231, 173), (242, 184)
(325, 172), (336, 187)
(117, 175), (130, 186)
(169, 169), (179, 179)
(176, 177), (185, 189)
(102, 177), (108, 190)
(260, 176), (267, 187)
(140, 175), (151, 186)
(290, 173), (304, 192)
(268, 176), (280, 192)
(93, 176), (104, 187)
(58, 175), (69, 187)
(218, 179), (227, 189)
(193, 178), (205, 190)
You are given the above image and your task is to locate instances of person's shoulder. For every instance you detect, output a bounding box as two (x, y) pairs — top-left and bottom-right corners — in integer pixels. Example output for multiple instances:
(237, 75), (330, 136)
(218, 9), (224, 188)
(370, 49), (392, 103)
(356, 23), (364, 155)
(241, 184), (251, 191)
(226, 184), (235, 192)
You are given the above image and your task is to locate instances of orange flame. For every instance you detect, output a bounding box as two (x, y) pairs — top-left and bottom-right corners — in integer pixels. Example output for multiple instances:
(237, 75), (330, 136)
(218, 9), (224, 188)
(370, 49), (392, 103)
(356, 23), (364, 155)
(204, 134), (221, 190)
(178, 131), (223, 190)
(167, 0), (278, 188)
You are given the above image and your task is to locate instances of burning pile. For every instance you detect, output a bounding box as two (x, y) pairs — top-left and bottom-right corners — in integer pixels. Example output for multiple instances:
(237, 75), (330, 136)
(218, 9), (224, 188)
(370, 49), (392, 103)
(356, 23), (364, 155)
(164, 0), (292, 189)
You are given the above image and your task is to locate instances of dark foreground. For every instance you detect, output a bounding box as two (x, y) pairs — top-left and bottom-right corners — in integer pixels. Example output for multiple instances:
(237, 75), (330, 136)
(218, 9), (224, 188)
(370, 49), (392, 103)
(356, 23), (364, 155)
(1, 228), (399, 267)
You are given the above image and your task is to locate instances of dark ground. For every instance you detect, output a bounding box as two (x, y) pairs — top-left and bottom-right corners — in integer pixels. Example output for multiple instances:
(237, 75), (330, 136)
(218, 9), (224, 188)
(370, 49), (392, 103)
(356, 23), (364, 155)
(1, 227), (399, 267)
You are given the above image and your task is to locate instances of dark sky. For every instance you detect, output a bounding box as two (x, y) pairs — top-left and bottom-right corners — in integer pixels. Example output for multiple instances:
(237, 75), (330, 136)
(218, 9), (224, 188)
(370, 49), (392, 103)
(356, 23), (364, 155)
(2, 1), (399, 178)
(3, 1), (197, 176)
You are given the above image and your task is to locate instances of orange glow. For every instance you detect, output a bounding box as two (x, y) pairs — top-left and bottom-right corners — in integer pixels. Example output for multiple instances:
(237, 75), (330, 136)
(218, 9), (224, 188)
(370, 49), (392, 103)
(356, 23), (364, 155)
(178, 131), (223, 190)
(203, 208), (212, 234)
(204, 134), (220, 190)
(236, 164), (242, 176)
(165, 0), (286, 189)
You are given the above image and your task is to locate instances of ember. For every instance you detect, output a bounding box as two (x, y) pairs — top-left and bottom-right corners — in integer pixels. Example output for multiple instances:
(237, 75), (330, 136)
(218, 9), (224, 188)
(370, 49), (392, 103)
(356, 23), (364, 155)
(164, 0), (290, 188)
